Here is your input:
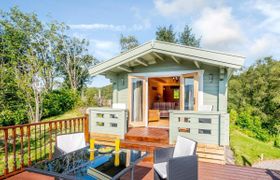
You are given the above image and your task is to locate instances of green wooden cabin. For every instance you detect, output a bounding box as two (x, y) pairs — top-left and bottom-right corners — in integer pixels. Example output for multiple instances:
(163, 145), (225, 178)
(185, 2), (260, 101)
(88, 40), (245, 147)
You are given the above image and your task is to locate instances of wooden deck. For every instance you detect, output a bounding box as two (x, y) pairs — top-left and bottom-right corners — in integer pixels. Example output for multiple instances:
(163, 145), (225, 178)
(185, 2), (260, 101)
(121, 127), (226, 164)
(9, 162), (280, 180)
(7, 127), (280, 179)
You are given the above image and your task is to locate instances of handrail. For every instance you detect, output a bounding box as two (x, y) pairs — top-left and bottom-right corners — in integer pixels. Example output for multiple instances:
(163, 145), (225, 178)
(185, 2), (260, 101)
(0, 116), (85, 130)
(0, 116), (89, 179)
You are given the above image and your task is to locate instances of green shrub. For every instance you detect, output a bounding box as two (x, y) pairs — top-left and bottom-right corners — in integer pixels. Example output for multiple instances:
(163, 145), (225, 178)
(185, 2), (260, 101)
(0, 109), (28, 126)
(274, 137), (280, 148)
(235, 109), (271, 142)
(236, 110), (254, 129)
(230, 109), (238, 124)
(42, 89), (78, 118)
(254, 129), (270, 142)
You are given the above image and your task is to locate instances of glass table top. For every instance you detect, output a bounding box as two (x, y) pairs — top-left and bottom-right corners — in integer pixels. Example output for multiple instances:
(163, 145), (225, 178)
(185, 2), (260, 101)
(27, 145), (147, 180)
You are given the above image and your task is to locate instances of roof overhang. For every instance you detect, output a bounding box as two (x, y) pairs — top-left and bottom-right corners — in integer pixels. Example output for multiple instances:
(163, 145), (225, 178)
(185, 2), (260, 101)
(89, 40), (245, 76)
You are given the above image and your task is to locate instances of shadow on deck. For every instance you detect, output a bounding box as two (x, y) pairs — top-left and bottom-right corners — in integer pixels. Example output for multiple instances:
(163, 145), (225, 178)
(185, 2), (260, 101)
(9, 161), (280, 180)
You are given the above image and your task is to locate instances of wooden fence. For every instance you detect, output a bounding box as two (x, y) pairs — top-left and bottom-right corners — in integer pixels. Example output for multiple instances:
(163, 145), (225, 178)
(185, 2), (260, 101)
(0, 116), (89, 179)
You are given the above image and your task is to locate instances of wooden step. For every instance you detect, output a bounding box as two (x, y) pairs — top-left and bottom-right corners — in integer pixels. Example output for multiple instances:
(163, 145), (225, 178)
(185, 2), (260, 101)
(121, 140), (172, 162)
(125, 128), (169, 144)
(121, 140), (171, 152)
(196, 144), (225, 164)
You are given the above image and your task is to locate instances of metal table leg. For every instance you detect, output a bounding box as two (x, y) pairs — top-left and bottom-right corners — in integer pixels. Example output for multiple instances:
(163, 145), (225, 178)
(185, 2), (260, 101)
(130, 165), (134, 180)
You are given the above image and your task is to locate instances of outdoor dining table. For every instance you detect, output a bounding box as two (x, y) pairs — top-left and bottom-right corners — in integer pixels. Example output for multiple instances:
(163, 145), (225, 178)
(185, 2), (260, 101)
(26, 145), (147, 180)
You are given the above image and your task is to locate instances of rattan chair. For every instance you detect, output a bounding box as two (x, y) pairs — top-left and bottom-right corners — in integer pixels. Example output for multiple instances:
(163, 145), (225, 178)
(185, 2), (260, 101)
(153, 136), (198, 180)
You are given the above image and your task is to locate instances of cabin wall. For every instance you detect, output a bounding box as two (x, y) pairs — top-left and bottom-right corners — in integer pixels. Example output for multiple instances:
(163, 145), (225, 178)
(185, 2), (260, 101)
(110, 60), (228, 112)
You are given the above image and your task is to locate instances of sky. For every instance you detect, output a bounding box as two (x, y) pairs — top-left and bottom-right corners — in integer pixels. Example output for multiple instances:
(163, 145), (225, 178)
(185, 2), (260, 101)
(2, 0), (280, 87)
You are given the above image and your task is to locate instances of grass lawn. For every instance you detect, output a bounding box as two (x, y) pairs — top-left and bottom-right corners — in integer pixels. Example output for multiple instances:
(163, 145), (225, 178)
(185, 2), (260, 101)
(230, 126), (280, 166)
(42, 108), (84, 121)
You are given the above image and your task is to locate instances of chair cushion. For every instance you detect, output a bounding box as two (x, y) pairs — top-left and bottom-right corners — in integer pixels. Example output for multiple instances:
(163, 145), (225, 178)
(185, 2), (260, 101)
(154, 162), (167, 179)
(173, 136), (196, 158)
(57, 133), (86, 153)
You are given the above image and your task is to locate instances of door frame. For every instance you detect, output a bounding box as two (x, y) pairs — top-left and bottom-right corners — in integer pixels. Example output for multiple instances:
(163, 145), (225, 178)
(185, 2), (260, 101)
(180, 72), (199, 111)
(128, 70), (202, 127)
(128, 75), (148, 127)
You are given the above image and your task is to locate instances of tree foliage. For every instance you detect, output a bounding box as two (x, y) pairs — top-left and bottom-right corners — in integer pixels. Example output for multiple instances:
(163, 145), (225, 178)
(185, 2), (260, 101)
(155, 24), (200, 47)
(178, 25), (201, 47)
(57, 36), (96, 91)
(0, 7), (95, 125)
(229, 57), (280, 138)
(155, 25), (177, 43)
(120, 34), (139, 52)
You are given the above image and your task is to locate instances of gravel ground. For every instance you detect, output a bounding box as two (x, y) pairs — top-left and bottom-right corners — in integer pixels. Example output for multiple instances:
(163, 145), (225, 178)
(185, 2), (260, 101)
(253, 160), (280, 171)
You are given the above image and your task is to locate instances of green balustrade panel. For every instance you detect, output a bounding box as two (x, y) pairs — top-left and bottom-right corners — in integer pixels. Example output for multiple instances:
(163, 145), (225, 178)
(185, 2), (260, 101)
(87, 108), (128, 139)
(169, 111), (229, 146)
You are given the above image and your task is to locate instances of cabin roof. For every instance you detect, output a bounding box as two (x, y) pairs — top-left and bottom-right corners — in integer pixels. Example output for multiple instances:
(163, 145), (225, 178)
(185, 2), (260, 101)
(89, 40), (245, 76)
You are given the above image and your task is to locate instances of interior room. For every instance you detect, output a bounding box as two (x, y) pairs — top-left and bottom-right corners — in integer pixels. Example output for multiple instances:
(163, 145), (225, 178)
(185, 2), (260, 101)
(148, 76), (180, 127)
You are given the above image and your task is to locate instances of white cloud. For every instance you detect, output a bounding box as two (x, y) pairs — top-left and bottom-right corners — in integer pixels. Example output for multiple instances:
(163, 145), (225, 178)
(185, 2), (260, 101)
(154, 0), (213, 17)
(130, 7), (151, 30)
(70, 24), (126, 31)
(193, 7), (244, 51)
(248, 34), (280, 60)
(90, 39), (119, 60)
(72, 33), (119, 60)
(70, 21), (150, 32)
(251, 0), (280, 34)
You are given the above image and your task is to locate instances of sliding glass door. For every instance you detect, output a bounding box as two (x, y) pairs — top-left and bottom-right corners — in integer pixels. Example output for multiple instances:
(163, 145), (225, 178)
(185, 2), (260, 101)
(180, 73), (198, 111)
(128, 76), (147, 127)
(184, 77), (194, 110)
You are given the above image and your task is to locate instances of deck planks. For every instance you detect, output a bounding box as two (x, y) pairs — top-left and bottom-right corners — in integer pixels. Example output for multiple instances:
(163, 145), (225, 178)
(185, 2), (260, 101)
(8, 162), (280, 180)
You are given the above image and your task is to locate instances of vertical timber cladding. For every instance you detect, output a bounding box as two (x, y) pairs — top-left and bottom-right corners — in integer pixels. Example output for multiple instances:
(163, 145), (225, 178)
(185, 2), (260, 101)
(218, 68), (227, 112)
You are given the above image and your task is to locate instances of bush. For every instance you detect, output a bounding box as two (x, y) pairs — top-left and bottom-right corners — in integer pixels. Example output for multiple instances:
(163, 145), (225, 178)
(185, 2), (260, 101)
(235, 109), (271, 142)
(236, 110), (254, 129)
(42, 89), (78, 118)
(274, 137), (280, 148)
(0, 109), (28, 126)
(230, 109), (238, 124)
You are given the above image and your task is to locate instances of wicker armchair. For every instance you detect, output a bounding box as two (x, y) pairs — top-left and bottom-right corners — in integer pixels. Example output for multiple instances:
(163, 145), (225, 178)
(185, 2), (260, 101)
(153, 136), (198, 180)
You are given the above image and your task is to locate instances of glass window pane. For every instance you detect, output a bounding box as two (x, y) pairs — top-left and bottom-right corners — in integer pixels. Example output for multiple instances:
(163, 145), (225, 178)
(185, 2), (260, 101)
(184, 77), (194, 110)
(132, 79), (143, 122)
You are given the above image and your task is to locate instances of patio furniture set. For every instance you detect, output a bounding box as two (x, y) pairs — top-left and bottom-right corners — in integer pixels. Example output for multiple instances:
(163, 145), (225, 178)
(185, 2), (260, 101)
(26, 133), (198, 180)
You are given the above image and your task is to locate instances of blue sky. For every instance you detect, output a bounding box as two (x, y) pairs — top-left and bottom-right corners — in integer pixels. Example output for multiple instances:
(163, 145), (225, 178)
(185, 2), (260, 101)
(2, 0), (280, 87)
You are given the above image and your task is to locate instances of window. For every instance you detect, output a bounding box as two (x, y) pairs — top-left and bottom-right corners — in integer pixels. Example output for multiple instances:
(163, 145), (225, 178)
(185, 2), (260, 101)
(96, 122), (104, 126)
(110, 123), (118, 127)
(96, 113), (104, 118)
(173, 89), (180, 99)
(184, 77), (194, 110)
(199, 118), (211, 124)
(198, 129), (211, 134)
(110, 114), (118, 119)
(178, 127), (190, 133)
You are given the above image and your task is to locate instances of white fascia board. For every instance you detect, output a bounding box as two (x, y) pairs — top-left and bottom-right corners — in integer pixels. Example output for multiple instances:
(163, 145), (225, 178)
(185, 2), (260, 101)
(89, 40), (245, 76)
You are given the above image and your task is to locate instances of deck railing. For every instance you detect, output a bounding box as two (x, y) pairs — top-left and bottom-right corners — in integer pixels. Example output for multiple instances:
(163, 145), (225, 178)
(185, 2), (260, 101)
(87, 108), (128, 139)
(0, 116), (89, 179)
(169, 111), (229, 146)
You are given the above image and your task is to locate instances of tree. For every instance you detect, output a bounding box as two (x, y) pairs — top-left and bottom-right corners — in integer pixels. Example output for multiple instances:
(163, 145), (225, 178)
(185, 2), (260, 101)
(120, 34), (139, 52)
(229, 57), (280, 136)
(0, 7), (95, 124)
(57, 36), (96, 92)
(0, 7), (47, 122)
(178, 25), (201, 47)
(155, 25), (177, 43)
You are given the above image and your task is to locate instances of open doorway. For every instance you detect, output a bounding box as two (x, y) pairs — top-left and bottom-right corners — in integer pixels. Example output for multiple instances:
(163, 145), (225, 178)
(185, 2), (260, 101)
(148, 77), (180, 128)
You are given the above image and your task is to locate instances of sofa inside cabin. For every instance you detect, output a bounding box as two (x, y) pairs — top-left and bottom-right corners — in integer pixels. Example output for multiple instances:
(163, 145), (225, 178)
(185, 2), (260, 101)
(148, 77), (180, 127)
